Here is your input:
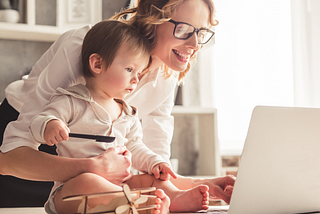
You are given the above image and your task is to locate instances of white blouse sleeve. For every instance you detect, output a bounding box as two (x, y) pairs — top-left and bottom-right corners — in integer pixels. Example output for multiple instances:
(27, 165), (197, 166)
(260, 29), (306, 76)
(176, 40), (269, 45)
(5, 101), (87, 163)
(1, 26), (89, 153)
(125, 116), (166, 174)
(140, 90), (175, 164)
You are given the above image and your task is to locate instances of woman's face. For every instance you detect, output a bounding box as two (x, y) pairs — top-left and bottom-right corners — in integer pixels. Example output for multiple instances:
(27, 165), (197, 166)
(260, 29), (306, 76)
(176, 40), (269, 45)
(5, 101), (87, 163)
(152, 0), (210, 72)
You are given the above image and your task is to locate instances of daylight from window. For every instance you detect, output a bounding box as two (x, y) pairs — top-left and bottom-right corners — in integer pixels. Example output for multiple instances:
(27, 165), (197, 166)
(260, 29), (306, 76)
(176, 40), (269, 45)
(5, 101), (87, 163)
(213, 0), (294, 154)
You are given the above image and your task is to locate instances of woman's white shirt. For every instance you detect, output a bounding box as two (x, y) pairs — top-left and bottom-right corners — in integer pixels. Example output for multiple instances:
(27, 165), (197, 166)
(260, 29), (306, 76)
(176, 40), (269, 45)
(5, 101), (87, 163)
(1, 25), (178, 163)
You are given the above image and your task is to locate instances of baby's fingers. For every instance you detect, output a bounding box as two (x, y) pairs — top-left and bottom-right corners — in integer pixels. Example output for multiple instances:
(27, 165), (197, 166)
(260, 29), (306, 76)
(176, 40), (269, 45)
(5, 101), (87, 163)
(167, 167), (177, 179)
(159, 172), (170, 181)
(46, 141), (55, 146)
(47, 138), (58, 146)
(60, 127), (70, 141)
(153, 166), (161, 179)
(161, 165), (177, 179)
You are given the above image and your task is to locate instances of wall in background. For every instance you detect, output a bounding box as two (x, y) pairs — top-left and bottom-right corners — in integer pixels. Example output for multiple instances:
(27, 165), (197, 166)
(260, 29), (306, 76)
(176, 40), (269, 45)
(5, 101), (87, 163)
(0, 39), (52, 101)
(0, 0), (128, 102)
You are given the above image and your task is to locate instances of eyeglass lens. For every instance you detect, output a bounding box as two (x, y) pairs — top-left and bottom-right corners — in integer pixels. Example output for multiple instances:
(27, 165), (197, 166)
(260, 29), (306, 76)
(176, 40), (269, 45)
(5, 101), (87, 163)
(174, 23), (213, 44)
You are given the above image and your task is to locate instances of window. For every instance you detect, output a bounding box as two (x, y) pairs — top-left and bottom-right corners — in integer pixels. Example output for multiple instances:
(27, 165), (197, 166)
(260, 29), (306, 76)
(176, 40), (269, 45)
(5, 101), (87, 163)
(213, 0), (294, 154)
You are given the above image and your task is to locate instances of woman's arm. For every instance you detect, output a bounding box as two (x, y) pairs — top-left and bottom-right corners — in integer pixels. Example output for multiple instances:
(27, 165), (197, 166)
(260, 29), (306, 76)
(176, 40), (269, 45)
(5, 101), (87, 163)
(0, 146), (133, 185)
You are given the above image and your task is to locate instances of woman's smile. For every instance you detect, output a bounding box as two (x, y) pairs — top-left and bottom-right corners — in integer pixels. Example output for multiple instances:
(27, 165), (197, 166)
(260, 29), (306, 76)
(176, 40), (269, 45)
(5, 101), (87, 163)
(173, 49), (192, 63)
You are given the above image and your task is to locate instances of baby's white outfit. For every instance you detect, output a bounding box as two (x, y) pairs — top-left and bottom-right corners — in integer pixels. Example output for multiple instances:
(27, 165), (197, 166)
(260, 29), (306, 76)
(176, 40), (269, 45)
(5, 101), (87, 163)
(29, 84), (166, 214)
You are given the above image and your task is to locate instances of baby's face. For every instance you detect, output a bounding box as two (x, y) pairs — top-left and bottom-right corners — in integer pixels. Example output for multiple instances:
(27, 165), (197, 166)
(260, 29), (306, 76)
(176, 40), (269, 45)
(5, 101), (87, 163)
(98, 44), (149, 100)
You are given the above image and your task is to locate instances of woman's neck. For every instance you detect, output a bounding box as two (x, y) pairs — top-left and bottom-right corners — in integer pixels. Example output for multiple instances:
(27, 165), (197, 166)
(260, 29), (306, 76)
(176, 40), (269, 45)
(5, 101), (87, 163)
(150, 54), (164, 70)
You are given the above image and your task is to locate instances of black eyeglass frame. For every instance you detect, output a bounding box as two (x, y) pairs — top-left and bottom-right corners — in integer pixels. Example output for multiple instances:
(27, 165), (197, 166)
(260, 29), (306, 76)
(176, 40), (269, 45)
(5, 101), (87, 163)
(168, 19), (215, 45)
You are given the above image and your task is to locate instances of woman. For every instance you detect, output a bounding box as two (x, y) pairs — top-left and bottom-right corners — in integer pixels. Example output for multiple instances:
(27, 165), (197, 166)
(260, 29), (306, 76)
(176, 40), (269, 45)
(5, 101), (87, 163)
(0, 0), (235, 208)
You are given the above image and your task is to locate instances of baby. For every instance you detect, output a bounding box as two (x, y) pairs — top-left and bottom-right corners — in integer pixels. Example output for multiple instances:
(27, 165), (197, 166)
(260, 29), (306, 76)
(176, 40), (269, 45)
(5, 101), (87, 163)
(29, 20), (209, 214)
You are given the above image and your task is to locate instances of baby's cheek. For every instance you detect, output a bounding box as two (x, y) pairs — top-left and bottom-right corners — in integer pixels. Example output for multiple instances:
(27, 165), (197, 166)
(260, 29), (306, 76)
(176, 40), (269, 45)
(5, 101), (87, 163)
(112, 77), (127, 87)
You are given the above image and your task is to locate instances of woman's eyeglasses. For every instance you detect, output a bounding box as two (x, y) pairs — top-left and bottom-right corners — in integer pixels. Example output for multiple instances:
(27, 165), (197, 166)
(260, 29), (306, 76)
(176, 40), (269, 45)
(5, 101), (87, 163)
(169, 19), (215, 45)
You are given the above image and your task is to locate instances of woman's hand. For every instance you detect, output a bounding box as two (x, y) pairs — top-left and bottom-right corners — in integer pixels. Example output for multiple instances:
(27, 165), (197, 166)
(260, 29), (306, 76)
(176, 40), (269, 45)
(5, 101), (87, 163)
(89, 146), (133, 186)
(204, 175), (236, 204)
(44, 119), (70, 146)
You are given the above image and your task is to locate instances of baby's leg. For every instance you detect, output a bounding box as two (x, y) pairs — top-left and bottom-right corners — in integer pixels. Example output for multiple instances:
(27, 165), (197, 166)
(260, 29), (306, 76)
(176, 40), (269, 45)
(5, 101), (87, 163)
(54, 173), (123, 214)
(127, 175), (170, 214)
(128, 174), (209, 213)
(54, 173), (169, 214)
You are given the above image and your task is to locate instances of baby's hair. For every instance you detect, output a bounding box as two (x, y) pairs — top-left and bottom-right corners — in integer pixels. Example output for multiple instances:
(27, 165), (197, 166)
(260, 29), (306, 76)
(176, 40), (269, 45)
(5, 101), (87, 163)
(82, 20), (152, 78)
(112, 0), (218, 82)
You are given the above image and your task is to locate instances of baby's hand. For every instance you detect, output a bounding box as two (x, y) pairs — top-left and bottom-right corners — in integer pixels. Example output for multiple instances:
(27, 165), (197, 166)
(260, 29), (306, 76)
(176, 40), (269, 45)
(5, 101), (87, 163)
(44, 119), (70, 146)
(152, 162), (178, 181)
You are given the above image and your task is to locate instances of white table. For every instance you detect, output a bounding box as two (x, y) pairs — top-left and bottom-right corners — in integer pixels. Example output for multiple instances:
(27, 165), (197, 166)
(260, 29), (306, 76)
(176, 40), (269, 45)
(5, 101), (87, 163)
(0, 206), (229, 214)
(0, 206), (230, 214)
(0, 207), (46, 214)
(1, 206), (319, 214)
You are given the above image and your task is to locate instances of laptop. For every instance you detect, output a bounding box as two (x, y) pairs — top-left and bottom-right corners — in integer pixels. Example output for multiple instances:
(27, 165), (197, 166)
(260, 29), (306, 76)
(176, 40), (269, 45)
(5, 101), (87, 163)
(210, 106), (320, 214)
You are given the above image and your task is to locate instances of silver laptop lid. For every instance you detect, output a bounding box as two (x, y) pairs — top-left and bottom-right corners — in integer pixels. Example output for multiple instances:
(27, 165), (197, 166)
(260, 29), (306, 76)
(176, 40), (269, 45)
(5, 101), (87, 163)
(229, 106), (320, 214)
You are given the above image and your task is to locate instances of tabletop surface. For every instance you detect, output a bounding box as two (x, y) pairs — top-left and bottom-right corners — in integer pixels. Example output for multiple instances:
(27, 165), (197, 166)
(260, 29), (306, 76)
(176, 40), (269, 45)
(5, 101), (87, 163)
(0, 206), (227, 214)
(0, 206), (318, 214)
(0, 207), (46, 214)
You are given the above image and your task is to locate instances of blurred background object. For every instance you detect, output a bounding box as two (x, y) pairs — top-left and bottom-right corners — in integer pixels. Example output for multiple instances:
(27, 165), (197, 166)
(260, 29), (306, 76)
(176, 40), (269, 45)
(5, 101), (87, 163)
(0, 0), (20, 23)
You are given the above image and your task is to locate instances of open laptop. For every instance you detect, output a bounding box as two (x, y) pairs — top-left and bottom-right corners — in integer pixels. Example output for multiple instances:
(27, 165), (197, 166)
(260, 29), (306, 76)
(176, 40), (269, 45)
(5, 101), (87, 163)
(209, 106), (320, 214)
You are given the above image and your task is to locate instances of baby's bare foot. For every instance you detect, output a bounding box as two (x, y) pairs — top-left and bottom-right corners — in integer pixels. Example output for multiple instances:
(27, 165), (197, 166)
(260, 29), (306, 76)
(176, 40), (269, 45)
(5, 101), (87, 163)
(169, 185), (209, 213)
(153, 189), (170, 214)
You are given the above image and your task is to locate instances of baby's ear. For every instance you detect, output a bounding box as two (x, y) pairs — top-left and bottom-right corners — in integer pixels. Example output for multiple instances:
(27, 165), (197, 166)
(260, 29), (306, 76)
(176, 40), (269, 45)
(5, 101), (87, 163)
(89, 53), (102, 74)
